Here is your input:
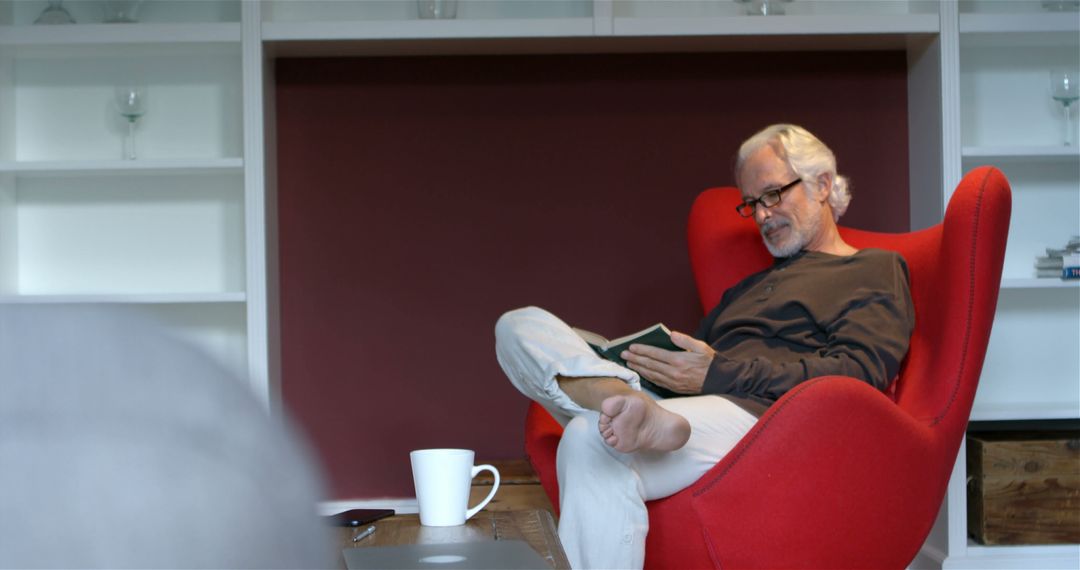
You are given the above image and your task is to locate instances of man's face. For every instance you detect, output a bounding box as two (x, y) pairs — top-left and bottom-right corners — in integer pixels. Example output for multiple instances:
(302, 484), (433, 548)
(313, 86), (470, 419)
(738, 144), (825, 258)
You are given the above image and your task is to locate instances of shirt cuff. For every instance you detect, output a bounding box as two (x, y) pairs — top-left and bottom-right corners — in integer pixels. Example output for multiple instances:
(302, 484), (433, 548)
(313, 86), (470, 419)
(701, 355), (734, 395)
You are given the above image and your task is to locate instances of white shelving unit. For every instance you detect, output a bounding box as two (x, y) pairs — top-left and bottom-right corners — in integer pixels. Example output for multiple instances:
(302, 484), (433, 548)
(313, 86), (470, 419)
(914, 2), (1080, 569)
(0, 0), (263, 400)
(1, 1), (1075, 567)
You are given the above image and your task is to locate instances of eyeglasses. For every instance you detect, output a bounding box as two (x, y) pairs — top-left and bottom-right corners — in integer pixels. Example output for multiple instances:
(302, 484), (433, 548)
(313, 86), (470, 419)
(735, 178), (802, 218)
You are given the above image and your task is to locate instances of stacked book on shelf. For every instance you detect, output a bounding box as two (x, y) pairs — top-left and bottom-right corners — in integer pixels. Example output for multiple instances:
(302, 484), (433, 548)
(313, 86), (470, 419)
(1035, 236), (1080, 280)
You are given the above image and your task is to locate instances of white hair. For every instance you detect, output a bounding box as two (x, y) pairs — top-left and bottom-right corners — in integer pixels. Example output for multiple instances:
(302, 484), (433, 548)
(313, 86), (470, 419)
(735, 124), (852, 221)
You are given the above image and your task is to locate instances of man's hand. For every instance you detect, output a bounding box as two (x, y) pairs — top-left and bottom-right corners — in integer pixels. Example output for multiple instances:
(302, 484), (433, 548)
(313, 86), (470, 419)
(622, 331), (715, 394)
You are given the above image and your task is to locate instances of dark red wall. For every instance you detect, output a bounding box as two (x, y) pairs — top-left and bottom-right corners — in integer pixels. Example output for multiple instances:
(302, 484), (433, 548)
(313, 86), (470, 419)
(276, 51), (910, 499)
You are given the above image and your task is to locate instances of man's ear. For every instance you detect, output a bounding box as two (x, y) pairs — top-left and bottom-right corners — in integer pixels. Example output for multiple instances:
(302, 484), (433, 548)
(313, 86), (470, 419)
(814, 173), (833, 203)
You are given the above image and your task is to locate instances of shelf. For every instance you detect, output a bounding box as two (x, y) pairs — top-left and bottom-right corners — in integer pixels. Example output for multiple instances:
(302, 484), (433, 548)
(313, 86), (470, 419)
(0, 158), (244, 178)
(960, 12), (1080, 35)
(0, 23), (241, 46)
(4, 174), (246, 295)
(7, 46), (243, 161)
(262, 13), (938, 55)
(970, 402), (1080, 422)
(945, 543), (1080, 570)
(262, 0), (591, 23)
(262, 18), (595, 42)
(959, 39), (1080, 149)
(966, 543), (1080, 557)
(960, 29), (1080, 50)
(612, 13), (939, 38)
(1001, 278), (1080, 289)
(962, 146), (1080, 162)
(0, 292), (246, 304)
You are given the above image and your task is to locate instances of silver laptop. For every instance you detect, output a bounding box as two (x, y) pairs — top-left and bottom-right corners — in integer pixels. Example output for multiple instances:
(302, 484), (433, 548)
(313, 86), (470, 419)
(343, 540), (550, 569)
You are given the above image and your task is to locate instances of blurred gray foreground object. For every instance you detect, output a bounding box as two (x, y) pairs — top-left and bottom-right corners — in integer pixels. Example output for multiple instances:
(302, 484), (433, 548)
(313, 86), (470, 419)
(0, 305), (334, 568)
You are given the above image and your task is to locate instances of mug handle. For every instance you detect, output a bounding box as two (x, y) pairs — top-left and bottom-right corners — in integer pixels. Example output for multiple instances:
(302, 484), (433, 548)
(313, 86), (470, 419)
(465, 464), (500, 520)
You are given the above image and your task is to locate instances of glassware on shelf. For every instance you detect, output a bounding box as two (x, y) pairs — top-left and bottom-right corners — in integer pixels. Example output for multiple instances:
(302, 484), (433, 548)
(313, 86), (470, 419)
(1041, 0), (1080, 11)
(34, 1), (75, 24)
(417, 0), (457, 19)
(734, 0), (792, 16)
(103, 1), (144, 23)
(114, 84), (147, 160)
(1050, 70), (1079, 147)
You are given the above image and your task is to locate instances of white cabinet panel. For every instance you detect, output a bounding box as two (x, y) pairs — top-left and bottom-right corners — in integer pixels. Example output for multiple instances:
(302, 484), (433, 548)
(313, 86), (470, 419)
(960, 38), (1080, 148)
(12, 174), (244, 295)
(974, 288), (1080, 418)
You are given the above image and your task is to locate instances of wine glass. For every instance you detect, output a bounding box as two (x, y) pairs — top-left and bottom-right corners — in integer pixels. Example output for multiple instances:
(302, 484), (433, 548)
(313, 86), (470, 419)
(103, 1), (145, 23)
(1041, 0), (1080, 11)
(417, 0), (457, 19)
(733, 0), (792, 16)
(34, 1), (75, 24)
(114, 84), (147, 160)
(1050, 70), (1079, 146)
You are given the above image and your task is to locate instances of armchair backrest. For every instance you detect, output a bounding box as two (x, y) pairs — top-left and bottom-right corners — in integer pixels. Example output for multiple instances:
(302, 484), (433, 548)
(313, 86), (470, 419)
(687, 166), (1011, 448)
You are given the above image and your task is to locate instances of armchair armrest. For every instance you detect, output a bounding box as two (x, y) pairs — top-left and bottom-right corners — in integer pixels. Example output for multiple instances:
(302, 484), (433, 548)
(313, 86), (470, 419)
(690, 376), (943, 569)
(525, 403), (563, 515)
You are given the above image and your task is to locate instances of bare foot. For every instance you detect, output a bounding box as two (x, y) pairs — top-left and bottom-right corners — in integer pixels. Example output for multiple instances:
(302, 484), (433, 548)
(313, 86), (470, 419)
(597, 392), (691, 453)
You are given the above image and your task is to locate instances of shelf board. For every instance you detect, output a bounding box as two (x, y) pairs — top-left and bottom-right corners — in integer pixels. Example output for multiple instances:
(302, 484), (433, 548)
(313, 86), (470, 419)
(263, 18), (595, 42)
(963, 542), (1080, 569)
(0, 158), (244, 178)
(971, 402), (1080, 422)
(962, 146), (1080, 162)
(612, 13), (939, 38)
(1001, 278), (1080, 289)
(0, 292), (247, 304)
(960, 12), (1080, 35)
(0, 23), (242, 46)
(263, 14), (937, 56)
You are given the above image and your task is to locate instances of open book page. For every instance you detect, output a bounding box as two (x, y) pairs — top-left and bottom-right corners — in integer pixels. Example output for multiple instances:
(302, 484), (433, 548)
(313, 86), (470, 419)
(572, 324), (682, 368)
(571, 327), (610, 349)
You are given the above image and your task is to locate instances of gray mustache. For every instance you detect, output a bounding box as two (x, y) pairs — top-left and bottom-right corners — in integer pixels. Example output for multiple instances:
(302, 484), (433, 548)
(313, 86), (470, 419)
(761, 221), (786, 234)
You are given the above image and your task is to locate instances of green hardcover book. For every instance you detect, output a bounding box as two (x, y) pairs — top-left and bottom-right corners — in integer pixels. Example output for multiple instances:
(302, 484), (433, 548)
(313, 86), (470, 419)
(572, 323), (682, 368)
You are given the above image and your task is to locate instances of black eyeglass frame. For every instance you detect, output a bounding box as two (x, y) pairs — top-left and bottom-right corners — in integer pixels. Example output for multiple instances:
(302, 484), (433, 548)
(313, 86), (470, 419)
(735, 178), (802, 218)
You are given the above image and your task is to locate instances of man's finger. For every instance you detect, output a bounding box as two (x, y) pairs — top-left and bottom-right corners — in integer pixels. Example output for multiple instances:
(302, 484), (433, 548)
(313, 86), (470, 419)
(625, 343), (680, 362)
(633, 353), (679, 381)
(670, 331), (708, 353)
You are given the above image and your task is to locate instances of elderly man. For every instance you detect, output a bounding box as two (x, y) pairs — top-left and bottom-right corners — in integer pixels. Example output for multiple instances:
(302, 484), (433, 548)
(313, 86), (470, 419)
(495, 124), (914, 569)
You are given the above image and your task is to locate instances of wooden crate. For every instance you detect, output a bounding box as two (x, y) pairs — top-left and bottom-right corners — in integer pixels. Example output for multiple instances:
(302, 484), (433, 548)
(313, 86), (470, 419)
(967, 431), (1080, 545)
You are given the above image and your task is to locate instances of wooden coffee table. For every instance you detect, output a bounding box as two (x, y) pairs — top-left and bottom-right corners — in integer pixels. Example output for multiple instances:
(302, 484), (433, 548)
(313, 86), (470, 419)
(337, 509), (570, 569)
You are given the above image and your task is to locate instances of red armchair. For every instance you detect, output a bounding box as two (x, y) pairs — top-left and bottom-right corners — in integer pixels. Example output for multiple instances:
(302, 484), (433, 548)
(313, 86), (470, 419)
(524, 166), (1011, 568)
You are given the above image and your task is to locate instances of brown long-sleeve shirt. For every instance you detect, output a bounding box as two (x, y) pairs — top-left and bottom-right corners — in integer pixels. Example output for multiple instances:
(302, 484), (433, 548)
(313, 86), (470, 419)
(648, 249), (915, 417)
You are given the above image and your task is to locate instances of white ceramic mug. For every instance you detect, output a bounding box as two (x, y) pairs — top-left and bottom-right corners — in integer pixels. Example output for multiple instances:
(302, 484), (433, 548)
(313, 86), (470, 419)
(410, 449), (500, 527)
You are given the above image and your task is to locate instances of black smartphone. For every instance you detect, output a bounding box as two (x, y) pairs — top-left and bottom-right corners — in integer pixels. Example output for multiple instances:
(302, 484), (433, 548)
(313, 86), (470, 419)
(325, 508), (395, 527)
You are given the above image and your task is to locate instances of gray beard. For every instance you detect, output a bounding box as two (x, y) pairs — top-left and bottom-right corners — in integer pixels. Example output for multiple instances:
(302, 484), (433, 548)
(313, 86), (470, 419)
(761, 207), (824, 258)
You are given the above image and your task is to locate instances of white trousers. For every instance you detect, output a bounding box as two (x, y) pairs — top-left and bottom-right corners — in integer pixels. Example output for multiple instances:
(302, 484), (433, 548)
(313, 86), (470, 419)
(494, 306), (757, 570)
